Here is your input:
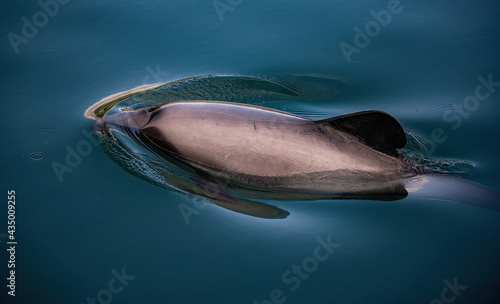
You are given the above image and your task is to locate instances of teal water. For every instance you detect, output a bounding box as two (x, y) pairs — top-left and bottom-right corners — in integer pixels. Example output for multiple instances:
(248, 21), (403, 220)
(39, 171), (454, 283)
(2, 0), (500, 303)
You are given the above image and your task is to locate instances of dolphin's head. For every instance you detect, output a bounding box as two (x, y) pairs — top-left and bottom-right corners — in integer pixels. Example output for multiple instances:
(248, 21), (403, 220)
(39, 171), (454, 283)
(91, 106), (157, 135)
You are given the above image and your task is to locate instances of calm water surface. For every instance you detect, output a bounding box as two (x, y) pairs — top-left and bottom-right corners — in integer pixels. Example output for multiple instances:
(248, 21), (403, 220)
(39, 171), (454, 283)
(1, 0), (500, 303)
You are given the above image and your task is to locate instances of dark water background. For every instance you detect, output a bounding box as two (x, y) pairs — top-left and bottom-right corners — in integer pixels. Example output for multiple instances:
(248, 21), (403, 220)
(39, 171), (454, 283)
(1, 0), (500, 303)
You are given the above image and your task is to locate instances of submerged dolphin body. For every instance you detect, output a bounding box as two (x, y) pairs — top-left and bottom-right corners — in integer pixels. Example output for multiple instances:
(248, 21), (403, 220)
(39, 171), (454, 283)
(95, 102), (413, 192)
(93, 101), (500, 216)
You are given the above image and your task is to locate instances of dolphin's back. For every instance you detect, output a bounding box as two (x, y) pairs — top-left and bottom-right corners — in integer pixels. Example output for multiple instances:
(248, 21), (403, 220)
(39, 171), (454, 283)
(138, 101), (409, 178)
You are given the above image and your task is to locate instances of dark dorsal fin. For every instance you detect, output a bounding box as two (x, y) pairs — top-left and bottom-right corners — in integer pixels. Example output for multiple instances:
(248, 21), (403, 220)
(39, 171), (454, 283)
(316, 111), (406, 157)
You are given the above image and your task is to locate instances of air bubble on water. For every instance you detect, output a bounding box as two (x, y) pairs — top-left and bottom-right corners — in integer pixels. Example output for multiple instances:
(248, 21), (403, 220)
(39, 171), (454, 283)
(28, 152), (45, 161)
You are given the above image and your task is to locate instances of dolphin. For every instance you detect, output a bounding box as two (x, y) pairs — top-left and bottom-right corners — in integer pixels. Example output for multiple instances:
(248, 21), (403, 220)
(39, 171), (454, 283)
(92, 100), (500, 214)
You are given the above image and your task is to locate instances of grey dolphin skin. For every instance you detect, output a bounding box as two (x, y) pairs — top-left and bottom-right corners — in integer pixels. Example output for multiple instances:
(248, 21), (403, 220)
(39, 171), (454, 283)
(93, 101), (500, 216)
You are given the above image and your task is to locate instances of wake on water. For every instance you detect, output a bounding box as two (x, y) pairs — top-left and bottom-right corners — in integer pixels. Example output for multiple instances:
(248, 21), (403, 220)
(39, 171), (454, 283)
(85, 75), (499, 217)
